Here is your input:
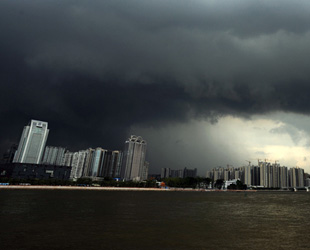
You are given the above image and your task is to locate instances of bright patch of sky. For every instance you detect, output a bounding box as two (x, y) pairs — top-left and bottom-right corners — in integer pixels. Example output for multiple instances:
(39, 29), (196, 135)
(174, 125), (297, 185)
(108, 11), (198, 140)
(204, 113), (310, 172)
(134, 112), (310, 175)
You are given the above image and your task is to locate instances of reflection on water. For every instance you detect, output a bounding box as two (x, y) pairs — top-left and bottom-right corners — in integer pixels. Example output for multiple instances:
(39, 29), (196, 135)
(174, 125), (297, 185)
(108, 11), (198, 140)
(1, 190), (310, 249)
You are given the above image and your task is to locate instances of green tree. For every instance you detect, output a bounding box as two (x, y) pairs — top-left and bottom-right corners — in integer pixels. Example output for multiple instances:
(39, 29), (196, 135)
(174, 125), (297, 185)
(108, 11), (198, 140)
(77, 178), (93, 186)
(236, 180), (247, 190)
(215, 179), (224, 189)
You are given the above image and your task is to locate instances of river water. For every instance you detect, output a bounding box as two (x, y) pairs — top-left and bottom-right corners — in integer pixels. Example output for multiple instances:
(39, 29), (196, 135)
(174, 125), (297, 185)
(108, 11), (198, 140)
(0, 190), (309, 250)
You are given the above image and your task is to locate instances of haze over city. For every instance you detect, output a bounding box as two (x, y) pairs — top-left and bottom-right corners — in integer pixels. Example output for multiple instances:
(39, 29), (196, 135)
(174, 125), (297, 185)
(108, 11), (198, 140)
(1, 0), (310, 175)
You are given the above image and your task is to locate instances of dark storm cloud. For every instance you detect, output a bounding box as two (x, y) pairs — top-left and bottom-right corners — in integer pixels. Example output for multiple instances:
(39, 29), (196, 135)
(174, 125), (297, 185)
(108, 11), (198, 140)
(1, 0), (310, 161)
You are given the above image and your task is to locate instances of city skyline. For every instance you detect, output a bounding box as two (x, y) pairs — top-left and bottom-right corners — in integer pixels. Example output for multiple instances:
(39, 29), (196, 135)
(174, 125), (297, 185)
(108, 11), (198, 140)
(1, 118), (308, 187)
(206, 164), (305, 189)
(2, 1), (310, 174)
(2, 118), (310, 177)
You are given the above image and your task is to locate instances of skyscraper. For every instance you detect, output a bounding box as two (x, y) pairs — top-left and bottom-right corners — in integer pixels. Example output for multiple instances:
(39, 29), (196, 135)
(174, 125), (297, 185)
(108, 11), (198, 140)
(289, 167), (304, 188)
(61, 151), (74, 167)
(90, 147), (107, 178)
(109, 150), (123, 178)
(161, 168), (171, 178)
(121, 135), (147, 181)
(70, 150), (88, 179)
(41, 146), (66, 166)
(13, 119), (49, 164)
(82, 148), (95, 177)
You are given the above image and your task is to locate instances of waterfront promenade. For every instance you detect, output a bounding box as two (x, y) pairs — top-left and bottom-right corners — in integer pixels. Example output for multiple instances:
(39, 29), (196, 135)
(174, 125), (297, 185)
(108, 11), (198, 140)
(0, 185), (165, 191)
(0, 185), (258, 192)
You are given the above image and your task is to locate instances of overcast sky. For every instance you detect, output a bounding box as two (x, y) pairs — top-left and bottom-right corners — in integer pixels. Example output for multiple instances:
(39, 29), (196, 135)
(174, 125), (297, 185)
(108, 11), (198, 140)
(1, 0), (310, 175)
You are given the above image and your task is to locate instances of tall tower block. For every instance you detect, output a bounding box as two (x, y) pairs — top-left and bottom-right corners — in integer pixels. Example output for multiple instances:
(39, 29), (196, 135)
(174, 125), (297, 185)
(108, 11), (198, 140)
(121, 135), (147, 181)
(13, 119), (49, 164)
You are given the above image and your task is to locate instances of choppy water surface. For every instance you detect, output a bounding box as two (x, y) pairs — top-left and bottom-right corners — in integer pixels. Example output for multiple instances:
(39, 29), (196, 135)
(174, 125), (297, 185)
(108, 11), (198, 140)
(1, 190), (310, 250)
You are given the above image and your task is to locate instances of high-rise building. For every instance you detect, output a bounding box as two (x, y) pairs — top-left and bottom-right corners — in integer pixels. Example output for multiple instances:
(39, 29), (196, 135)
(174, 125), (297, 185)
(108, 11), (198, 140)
(213, 167), (224, 181)
(141, 161), (149, 181)
(78, 148), (123, 179)
(13, 119), (49, 164)
(100, 150), (123, 178)
(206, 170), (213, 180)
(82, 148), (95, 177)
(170, 169), (184, 178)
(224, 170), (230, 181)
(70, 152), (80, 179)
(161, 168), (171, 179)
(183, 167), (197, 178)
(289, 167), (304, 188)
(243, 165), (259, 186)
(244, 166), (252, 186)
(252, 166), (260, 186)
(259, 161), (271, 187)
(110, 150), (123, 178)
(98, 149), (112, 177)
(74, 150), (88, 179)
(1, 144), (18, 164)
(61, 151), (74, 167)
(89, 148), (107, 178)
(41, 146), (66, 166)
(121, 135), (147, 181)
(280, 166), (288, 188)
(234, 170), (242, 180)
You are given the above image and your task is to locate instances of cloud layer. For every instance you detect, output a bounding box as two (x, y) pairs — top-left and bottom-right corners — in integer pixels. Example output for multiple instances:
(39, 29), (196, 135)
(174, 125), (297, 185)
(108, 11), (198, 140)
(1, 0), (310, 172)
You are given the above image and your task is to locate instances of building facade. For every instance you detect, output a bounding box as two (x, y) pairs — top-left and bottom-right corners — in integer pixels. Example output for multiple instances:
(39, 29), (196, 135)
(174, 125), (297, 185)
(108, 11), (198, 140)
(141, 161), (149, 181)
(67, 148), (123, 180)
(70, 150), (88, 179)
(13, 119), (49, 164)
(0, 163), (71, 180)
(289, 167), (304, 188)
(161, 168), (171, 179)
(121, 135), (147, 181)
(61, 151), (74, 167)
(207, 162), (302, 189)
(41, 146), (66, 166)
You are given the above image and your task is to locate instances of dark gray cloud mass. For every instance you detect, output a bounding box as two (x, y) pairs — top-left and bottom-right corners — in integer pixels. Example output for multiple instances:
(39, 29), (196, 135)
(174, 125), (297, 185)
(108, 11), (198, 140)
(1, 0), (310, 173)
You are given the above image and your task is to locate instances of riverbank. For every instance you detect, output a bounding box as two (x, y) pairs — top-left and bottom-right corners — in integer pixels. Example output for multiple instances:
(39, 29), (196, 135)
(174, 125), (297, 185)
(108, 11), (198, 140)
(4, 185), (308, 192)
(0, 185), (260, 192)
(0, 185), (166, 191)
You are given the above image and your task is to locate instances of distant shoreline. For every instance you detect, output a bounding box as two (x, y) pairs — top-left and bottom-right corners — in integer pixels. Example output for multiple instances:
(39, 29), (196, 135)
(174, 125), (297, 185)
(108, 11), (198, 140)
(0, 185), (165, 191)
(0, 185), (305, 192)
(0, 185), (257, 192)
